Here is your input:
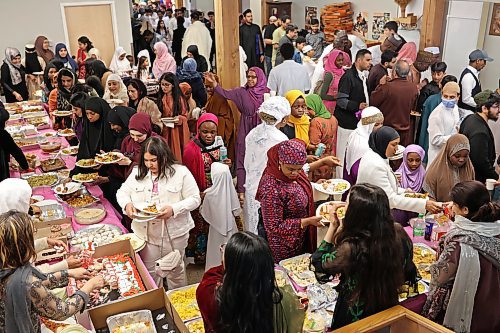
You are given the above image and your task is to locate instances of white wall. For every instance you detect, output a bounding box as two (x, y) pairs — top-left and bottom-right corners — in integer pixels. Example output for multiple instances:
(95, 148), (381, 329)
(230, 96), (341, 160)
(0, 0), (133, 59)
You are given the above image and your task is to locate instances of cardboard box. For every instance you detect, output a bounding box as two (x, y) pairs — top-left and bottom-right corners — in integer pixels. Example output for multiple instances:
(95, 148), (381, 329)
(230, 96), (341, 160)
(87, 288), (188, 332)
(35, 237), (68, 264)
(34, 217), (72, 239)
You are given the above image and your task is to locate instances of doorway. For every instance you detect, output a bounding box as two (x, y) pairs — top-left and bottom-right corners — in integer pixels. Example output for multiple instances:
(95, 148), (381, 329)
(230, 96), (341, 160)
(61, 2), (118, 66)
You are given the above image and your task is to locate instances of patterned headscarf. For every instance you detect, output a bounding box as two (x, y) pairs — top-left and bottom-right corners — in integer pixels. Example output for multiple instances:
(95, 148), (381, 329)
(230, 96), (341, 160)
(278, 139), (307, 165)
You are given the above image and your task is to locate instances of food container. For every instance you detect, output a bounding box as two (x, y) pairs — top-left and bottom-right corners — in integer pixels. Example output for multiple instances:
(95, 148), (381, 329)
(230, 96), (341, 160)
(279, 254), (317, 290)
(69, 224), (123, 250)
(40, 157), (66, 172)
(24, 172), (59, 188)
(55, 187), (100, 208)
(166, 284), (201, 323)
(15, 137), (40, 150)
(40, 140), (62, 153)
(74, 204), (107, 225)
(107, 310), (157, 333)
(35, 202), (67, 222)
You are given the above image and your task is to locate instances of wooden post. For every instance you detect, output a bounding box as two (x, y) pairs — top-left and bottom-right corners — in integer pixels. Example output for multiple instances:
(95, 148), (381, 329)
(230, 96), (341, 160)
(214, 0), (240, 88)
(420, 0), (448, 50)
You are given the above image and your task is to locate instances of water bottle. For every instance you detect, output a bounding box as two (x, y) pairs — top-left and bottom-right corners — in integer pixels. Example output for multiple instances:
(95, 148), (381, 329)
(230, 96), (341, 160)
(219, 146), (228, 161)
(315, 143), (326, 157)
(413, 213), (425, 237)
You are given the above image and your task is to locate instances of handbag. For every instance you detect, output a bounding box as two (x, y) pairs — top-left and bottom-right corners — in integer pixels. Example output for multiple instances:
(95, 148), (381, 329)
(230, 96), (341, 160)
(154, 220), (182, 278)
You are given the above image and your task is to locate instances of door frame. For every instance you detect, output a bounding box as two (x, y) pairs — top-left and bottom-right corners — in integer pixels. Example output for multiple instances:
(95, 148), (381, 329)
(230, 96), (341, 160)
(60, 1), (119, 55)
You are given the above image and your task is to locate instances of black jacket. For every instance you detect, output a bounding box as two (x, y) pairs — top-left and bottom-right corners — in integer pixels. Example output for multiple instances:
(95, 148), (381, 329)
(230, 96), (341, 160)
(0, 102), (28, 181)
(334, 66), (367, 129)
(459, 113), (498, 183)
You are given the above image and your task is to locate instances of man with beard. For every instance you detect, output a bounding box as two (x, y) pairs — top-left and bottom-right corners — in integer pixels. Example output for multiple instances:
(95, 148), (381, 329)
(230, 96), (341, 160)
(239, 9), (265, 70)
(460, 90), (500, 183)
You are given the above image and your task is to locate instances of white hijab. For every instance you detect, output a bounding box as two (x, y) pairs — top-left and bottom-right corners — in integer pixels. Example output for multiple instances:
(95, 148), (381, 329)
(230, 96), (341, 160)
(109, 46), (131, 74)
(0, 178), (32, 214)
(4, 47), (23, 85)
(345, 107), (384, 173)
(137, 49), (151, 72)
(200, 163), (240, 236)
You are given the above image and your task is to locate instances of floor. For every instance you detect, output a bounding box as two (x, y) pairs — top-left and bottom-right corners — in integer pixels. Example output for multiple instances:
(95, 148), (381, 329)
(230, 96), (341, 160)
(186, 263), (206, 285)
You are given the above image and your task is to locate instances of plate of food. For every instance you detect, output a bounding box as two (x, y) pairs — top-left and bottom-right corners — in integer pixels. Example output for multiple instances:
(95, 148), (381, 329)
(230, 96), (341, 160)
(312, 179), (350, 196)
(72, 172), (99, 183)
(75, 159), (98, 168)
(95, 152), (124, 164)
(41, 131), (58, 138)
(112, 233), (146, 252)
(413, 243), (436, 283)
(53, 110), (73, 117)
(134, 202), (160, 216)
(74, 205), (106, 225)
(404, 193), (429, 199)
(57, 128), (75, 137)
(64, 193), (99, 208)
(40, 157), (66, 172)
(26, 173), (58, 188)
(54, 182), (81, 195)
(279, 254), (317, 289)
(316, 201), (346, 223)
(61, 146), (79, 156)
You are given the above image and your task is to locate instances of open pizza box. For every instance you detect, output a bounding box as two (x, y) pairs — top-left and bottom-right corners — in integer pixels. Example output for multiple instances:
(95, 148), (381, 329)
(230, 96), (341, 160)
(34, 217), (73, 240)
(86, 288), (188, 332)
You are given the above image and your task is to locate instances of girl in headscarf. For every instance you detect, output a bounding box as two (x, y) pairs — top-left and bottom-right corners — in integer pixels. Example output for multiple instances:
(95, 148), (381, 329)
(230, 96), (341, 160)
(423, 134), (475, 202)
(393, 144), (427, 226)
(34, 36), (54, 65)
(103, 74), (129, 105)
(48, 68), (75, 129)
(126, 78), (163, 132)
(1, 47), (28, 102)
(244, 96), (291, 235)
(179, 82), (198, 134)
(109, 46), (131, 75)
(397, 42), (420, 86)
(54, 43), (77, 72)
(177, 58), (207, 108)
(88, 48), (105, 66)
(182, 45), (209, 73)
(157, 72), (190, 162)
(108, 106), (136, 150)
(120, 113), (161, 165)
(183, 113), (232, 264)
(256, 139), (320, 263)
(41, 60), (63, 102)
(204, 68), (270, 195)
(136, 50), (151, 81)
(152, 42), (176, 79)
(282, 90), (311, 145)
(203, 74), (236, 163)
(69, 92), (89, 144)
(0, 102), (28, 181)
(306, 94), (338, 181)
(357, 126), (442, 214)
(320, 49), (349, 113)
(76, 36), (93, 79)
(23, 44), (45, 100)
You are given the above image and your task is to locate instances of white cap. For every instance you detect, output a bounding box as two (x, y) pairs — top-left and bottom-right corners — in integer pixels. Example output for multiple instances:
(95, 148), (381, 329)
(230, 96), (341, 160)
(424, 47), (440, 55)
(302, 45), (313, 54)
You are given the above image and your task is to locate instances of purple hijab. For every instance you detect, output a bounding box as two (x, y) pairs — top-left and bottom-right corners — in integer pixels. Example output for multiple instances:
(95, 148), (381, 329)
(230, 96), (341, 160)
(397, 144), (426, 192)
(245, 66), (270, 108)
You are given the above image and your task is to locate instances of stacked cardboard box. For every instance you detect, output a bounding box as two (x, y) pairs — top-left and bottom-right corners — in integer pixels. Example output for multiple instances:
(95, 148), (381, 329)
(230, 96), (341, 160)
(321, 2), (354, 42)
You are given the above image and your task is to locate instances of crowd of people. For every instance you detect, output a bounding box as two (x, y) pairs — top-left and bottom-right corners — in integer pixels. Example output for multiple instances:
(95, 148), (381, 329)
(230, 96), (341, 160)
(0, 1), (499, 332)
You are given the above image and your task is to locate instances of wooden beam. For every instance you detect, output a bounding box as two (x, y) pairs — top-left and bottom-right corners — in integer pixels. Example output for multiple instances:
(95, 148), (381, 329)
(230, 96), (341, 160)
(420, 0), (448, 50)
(214, 0), (240, 89)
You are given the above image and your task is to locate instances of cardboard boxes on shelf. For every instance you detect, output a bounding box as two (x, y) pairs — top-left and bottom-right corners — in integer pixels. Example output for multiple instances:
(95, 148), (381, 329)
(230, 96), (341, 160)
(321, 2), (354, 43)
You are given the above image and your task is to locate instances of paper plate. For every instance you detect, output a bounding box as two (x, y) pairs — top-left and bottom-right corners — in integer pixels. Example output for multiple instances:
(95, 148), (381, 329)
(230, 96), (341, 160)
(61, 146), (79, 156)
(53, 110), (73, 117)
(134, 202), (160, 216)
(75, 159), (98, 168)
(94, 152), (124, 165)
(316, 201), (346, 223)
(57, 129), (76, 137)
(54, 182), (81, 196)
(312, 179), (350, 196)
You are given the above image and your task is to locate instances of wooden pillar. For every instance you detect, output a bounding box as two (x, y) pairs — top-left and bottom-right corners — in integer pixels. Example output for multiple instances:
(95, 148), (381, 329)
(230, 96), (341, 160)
(420, 0), (448, 50)
(214, 0), (240, 88)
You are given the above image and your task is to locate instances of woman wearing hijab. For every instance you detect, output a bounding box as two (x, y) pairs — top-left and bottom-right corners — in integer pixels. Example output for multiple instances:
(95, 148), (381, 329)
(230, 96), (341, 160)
(34, 36), (54, 65)
(392, 145), (427, 226)
(172, 16), (187, 64)
(344, 107), (384, 185)
(136, 49), (151, 81)
(183, 113), (232, 264)
(109, 46), (131, 75)
(88, 48), (105, 66)
(103, 74), (129, 105)
(180, 82), (197, 114)
(0, 211), (105, 333)
(177, 58), (207, 108)
(86, 59), (111, 85)
(23, 44), (45, 100)
(121, 113), (161, 166)
(54, 43), (77, 72)
(203, 74), (236, 163)
(47, 68), (75, 130)
(320, 49), (349, 113)
(357, 126), (443, 214)
(422, 181), (500, 333)
(256, 139), (321, 263)
(0, 102), (28, 181)
(68, 92), (89, 146)
(108, 106), (136, 150)
(204, 68), (270, 196)
(41, 60), (63, 102)
(127, 78), (163, 132)
(397, 42), (420, 86)
(1, 47), (28, 102)
(282, 90), (311, 146)
(182, 45), (209, 73)
(152, 42), (176, 79)
(306, 94), (338, 181)
(244, 96), (291, 235)
(423, 134), (475, 202)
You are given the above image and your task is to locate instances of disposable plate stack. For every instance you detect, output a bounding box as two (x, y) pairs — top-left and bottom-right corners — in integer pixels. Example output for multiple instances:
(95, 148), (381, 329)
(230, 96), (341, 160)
(321, 2), (354, 43)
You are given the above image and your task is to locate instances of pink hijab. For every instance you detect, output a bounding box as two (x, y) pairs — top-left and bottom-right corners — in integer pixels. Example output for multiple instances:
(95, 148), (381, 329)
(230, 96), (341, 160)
(245, 66), (270, 109)
(152, 42), (177, 78)
(323, 49), (351, 112)
(397, 42), (417, 65)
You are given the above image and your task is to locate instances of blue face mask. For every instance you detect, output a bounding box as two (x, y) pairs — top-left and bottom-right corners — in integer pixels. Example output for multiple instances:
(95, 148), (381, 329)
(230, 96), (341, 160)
(442, 98), (456, 109)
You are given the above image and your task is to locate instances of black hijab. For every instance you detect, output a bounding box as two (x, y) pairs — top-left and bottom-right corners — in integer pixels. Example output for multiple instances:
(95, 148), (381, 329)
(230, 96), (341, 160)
(24, 45), (42, 74)
(43, 60), (63, 92)
(78, 97), (116, 159)
(186, 45), (208, 72)
(108, 106), (136, 149)
(368, 126), (400, 159)
(57, 68), (76, 111)
(88, 59), (110, 79)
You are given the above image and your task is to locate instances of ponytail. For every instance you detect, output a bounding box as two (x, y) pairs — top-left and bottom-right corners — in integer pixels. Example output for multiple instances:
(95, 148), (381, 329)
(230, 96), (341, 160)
(470, 201), (500, 222)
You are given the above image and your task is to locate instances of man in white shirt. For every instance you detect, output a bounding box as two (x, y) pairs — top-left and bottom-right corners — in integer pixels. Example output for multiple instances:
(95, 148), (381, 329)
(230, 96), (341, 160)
(162, 8), (173, 29)
(458, 49), (493, 120)
(267, 43), (311, 96)
(427, 82), (461, 166)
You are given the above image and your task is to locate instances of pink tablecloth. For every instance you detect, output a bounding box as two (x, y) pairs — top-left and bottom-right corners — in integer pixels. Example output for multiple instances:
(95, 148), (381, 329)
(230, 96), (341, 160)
(404, 226), (435, 249)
